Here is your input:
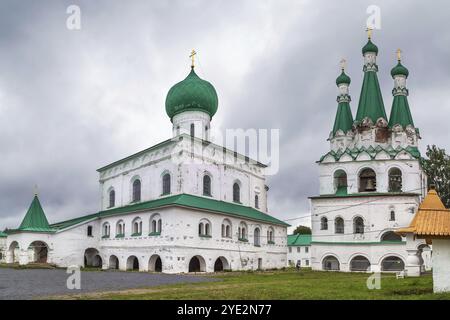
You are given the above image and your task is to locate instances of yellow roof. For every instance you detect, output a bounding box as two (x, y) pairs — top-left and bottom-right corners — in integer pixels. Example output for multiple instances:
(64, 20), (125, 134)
(397, 188), (450, 239)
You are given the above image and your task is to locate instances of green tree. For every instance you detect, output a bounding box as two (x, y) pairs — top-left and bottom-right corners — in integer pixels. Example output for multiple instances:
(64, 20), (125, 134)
(421, 145), (450, 208)
(293, 225), (312, 235)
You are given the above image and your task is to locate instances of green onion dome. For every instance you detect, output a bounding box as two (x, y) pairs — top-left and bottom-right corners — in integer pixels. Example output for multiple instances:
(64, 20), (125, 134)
(165, 68), (218, 120)
(391, 61), (409, 78)
(362, 39), (379, 55)
(336, 70), (351, 86)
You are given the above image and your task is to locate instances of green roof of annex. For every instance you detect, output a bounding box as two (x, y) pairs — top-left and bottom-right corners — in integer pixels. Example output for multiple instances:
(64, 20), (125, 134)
(48, 193), (290, 232)
(287, 234), (311, 246)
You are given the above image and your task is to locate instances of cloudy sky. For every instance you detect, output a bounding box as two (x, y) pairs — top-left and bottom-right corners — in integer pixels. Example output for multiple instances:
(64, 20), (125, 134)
(0, 0), (449, 231)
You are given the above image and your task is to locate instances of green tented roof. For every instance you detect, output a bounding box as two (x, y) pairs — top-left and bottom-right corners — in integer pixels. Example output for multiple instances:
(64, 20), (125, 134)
(50, 193), (289, 230)
(0, 231), (8, 238)
(355, 69), (387, 123)
(332, 102), (354, 135)
(388, 94), (414, 129)
(287, 234), (311, 246)
(16, 196), (55, 233)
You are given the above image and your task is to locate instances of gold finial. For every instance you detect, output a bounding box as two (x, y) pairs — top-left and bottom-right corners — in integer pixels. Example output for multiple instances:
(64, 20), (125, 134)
(340, 58), (347, 71)
(33, 184), (38, 196)
(396, 48), (402, 61)
(189, 49), (197, 68)
(366, 27), (373, 40)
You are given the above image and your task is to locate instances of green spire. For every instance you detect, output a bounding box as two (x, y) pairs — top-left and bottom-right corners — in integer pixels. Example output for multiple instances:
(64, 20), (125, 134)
(18, 195), (54, 232)
(333, 67), (353, 135)
(388, 55), (414, 128)
(355, 37), (387, 123)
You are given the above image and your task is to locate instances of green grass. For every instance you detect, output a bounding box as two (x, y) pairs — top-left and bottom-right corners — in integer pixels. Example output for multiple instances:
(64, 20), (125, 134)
(63, 268), (450, 300)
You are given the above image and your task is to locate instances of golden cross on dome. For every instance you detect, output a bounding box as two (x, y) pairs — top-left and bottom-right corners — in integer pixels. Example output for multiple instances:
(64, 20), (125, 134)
(340, 58), (347, 71)
(366, 27), (373, 39)
(190, 49), (197, 68)
(397, 48), (402, 61)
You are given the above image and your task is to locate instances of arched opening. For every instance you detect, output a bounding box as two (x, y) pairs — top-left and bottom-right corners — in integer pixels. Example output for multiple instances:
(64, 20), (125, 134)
(28, 241), (49, 264)
(102, 222), (110, 238)
(8, 241), (20, 263)
(239, 222), (248, 240)
(150, 214), (162, 234)
(84, 248), (102, 268)
(388, 168), (403, 192)
(116, 220), (125, 237)
(188, 255), (206, 272)
(334, 170), (348, 195)
(418, 244), (432, 272)
(350, 256), (371, 272)
(190, 123), (195, 137)
(109, 189), (115, 208)
(203, 175), (212, 196)
(334, 217), (344, 234)
(254, 228), (261, 246)
(132, 179), (141, 202)
(132, 218), (142, 236)
(214, 257), (230, 272)
(255, 195), (259, 209)
(381, 256), (405, 272)
(233, 183), (241, 203)
(109, 255), (119, 269)
(359, 168), (376, 192)
(381, 231), (403, 242)
(127, 256), (140, 271)
(162, 173), (171, 195)
(148, 255), (162, 272)
(320, 217), (328, 230)
(353, 217), (364, 234)
(322, 256), (340, 271)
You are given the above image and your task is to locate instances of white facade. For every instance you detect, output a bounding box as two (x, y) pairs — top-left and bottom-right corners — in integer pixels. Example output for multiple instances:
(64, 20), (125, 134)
(431, 240), (450, 292)
(287, 245), (311, 268)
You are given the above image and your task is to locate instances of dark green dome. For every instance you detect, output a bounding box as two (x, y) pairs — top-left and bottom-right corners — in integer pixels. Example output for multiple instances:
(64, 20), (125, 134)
(391, 61), (409, 78)
(362, 39), (378, 55)
(165, 68), (218, 120)
(336, 70), (351, 86)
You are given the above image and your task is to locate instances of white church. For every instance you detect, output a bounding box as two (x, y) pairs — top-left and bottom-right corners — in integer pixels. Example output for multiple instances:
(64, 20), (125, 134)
(309, 31), (431, 275)
(0, 54), (289, 273)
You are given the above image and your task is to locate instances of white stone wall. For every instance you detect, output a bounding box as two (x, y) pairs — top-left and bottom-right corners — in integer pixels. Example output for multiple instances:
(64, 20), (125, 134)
(287, 245), (311, 267)
(432, 239), (450, 293)
(99, 136), (268, 212)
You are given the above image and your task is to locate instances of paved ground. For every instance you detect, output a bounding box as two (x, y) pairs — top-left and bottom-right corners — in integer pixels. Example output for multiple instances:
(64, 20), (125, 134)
(0, 268), (216, 299)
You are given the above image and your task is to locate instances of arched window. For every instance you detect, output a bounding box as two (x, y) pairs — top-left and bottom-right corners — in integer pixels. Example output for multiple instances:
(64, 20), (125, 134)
(267, 227), (275, 244)
(320, 217), (328, 230)
(87, 225), (93, 237)
(390, 210), (396, 221)
(199, 219), (211, 237)
(381, 231), (402, 242)
(116, 220), (125, 237)
(132, 179), (141, 202)
(334, 170), (348, 195)
(255, 195), (259, 209)
(162, 173), (171, 195)
(203, 175), (212, 196)
(109, 189), (115, 208)
(190, 123), (195, 137)
(176, 125), (180, 136)
(221, 219), (232, 238)
(150, 214), (162, 234)
(233, 182), (240, 203)
(102, 223), (110, 238)
(254, 228), (261, 246)
(359, 168), (376, 192)
(334, 217), (344, 234)
(239, 222), (248, 240)
(132, 218), (142, 236)
(353, 217), (364, 234)
(388, 168), (403, 192)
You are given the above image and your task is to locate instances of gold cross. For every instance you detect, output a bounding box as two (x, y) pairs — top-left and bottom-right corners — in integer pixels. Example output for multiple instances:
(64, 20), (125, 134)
(340, 58), (347, 71)
(190, 49), (197, 68)
(366, 27), (373, 39)
(397, 48), (402, 61)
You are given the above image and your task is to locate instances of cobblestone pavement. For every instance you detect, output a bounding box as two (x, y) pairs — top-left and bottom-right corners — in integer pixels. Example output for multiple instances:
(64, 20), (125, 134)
(0, 268), (216, 299)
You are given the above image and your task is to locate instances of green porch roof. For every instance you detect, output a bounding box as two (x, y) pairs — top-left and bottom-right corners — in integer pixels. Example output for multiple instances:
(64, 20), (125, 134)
(287, 234), (311, 246)
(15, 196), (56, 233)
(0, 231), (8, 238)
(50, 193), (289, 230)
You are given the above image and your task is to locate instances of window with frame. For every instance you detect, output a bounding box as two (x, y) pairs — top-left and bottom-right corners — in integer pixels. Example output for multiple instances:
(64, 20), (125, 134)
(132, 179), (141, 202)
